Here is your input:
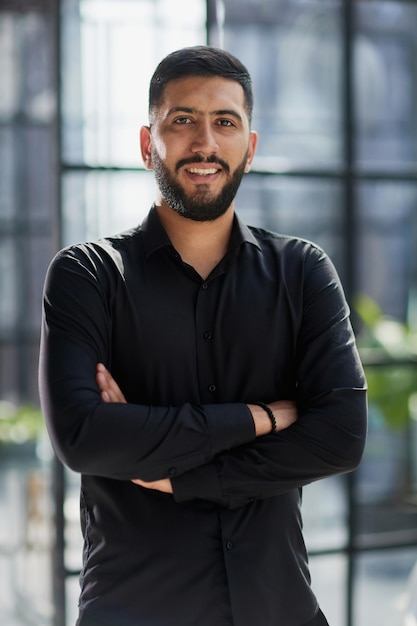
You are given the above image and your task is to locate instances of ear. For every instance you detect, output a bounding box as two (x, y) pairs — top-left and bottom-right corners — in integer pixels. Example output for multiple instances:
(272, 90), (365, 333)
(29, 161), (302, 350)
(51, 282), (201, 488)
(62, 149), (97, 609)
(244, 130), (258, 173)
(140, 125), (153, 170)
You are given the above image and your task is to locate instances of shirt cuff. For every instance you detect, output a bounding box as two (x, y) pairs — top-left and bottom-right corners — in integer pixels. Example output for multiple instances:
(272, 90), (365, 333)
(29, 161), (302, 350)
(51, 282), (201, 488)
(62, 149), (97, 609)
(172, 462), (226, 506)
(203, 403), (255, 456)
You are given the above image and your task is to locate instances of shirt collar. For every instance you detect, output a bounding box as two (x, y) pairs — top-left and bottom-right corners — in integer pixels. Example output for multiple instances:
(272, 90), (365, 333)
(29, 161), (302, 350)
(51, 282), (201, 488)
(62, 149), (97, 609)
(140, 205), (261, 259)
(140, 206), (173, 259)
(230, 212), (262, 252)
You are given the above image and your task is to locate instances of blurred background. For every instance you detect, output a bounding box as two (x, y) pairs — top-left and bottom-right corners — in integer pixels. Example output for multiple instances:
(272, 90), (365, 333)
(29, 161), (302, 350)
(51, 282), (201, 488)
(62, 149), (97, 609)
(1, 0), (417, 625)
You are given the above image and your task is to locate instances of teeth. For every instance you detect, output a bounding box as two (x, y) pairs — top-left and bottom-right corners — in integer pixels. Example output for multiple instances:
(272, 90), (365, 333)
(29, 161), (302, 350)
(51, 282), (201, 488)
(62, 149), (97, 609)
(188, 168), (218, 175)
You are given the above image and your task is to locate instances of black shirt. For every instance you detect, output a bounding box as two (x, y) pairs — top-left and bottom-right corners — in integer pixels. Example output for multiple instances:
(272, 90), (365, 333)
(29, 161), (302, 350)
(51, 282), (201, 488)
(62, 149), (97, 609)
(39, 206), (367, 626)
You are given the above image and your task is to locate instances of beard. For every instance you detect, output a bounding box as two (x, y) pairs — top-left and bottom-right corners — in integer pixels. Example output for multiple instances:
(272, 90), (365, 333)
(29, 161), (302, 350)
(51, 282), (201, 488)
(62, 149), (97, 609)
(151, 148), (248, 222)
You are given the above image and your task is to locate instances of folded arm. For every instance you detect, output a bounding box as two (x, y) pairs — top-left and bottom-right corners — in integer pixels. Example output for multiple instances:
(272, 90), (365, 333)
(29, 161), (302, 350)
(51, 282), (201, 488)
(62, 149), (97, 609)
(39, 248), (259, 481)
(95, 363), (298, 493)
(168, 253), (368, 509)
(40, 241), (366, 501)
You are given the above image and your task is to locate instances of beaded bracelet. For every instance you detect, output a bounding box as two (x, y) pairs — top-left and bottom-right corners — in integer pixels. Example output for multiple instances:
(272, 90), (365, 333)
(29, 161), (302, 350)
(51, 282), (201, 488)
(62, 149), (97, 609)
(254, 401), (277, 434)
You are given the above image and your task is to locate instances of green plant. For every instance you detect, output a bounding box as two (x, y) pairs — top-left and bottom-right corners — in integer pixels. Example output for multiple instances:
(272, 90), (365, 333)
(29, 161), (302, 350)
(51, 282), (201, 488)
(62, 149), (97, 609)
(0, 402), (45, 444)
(355, 294), (417, 429)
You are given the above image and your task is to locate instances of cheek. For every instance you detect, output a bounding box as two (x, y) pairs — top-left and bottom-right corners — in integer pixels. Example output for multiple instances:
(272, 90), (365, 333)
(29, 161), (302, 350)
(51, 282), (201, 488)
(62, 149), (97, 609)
(150, 135), (168, 163)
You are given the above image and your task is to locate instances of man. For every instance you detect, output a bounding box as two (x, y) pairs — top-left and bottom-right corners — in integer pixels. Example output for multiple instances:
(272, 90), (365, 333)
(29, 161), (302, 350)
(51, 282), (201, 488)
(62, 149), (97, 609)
(39, 46), (367, 626)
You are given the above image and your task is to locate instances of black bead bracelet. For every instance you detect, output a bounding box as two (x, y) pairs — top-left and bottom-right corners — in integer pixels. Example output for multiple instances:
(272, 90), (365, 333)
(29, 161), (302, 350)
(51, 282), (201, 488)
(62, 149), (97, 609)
(254, 401), (277, 433)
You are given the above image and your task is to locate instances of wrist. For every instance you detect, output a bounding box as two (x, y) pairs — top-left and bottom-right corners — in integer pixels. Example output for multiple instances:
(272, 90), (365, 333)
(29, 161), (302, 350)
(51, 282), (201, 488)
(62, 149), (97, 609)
(253, 401), (277, 433)
(247, 403), (275, 436)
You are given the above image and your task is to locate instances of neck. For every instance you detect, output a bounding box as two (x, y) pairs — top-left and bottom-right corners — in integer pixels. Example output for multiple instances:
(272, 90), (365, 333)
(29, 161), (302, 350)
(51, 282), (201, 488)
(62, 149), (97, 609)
(155, 202), (235, 279)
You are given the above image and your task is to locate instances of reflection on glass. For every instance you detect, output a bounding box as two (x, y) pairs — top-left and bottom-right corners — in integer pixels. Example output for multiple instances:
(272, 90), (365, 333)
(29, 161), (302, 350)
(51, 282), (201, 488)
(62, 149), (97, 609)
(356, 182), (417, 321)
(355, 1), (417, 170)
(0, 239), (18, 333)
(303, 476), (348, 552)
(355, 549), (417, 626)
(236, 174), (345, 276)
(308, 554), (346, 626)
(223, 0), (343, 169)
(61, 0), (206, 166)
(27, 235), (55, 331)
(62, 170), (155, 245)
(0, 7), (55, 408)
(0, 127), (16, 218)
(356, 379), (417, 517)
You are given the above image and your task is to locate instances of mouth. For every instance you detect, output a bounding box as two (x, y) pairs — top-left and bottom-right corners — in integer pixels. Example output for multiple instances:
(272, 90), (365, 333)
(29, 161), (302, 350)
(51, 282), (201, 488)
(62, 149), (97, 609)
(176, 156), (229, 182)
(186, 167), (220, 176)
(182, 163), (223, 184)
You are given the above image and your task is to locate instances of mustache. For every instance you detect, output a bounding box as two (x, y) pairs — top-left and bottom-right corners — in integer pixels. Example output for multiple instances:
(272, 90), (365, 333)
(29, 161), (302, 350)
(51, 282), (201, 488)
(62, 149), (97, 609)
(176, 155), (230, 174)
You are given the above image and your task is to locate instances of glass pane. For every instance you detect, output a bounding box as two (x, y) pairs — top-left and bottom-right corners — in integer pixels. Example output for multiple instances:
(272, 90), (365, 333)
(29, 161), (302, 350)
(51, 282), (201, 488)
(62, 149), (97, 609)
(0, 456), (53, 621)
(223, 0), (343, 170)
(356, 390), (417, 525)
(62, 467), (82, 625)
(62, 170), (155, 245)
(355, 183), (417, 556)
(0, 14), (20, 119)
(0, 238), (19, 334)
(0, 346), (19, 402)
(0, 126), (16, 219)
(355, 1), (417, 171)
(309, 554), (347, 626)
(0, 12), (53, 122)
(27, 235), (56, 332)
(0, 7), (56, 411)
(25, 126), (55, 221)
(61, 0), (206, 167)
(355, 182), (417, 321)
(303, 476), (348, 551)
(236, 174), (346, 278)
(355, 549), (417, 626)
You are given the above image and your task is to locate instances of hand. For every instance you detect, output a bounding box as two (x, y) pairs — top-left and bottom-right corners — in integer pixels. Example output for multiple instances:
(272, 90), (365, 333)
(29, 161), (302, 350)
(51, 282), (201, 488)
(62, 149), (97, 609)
(96, 363), (173, 493)
(131, 477), (173, 494)
(248, 400), (298, 436)
(96, 363), (127, 403)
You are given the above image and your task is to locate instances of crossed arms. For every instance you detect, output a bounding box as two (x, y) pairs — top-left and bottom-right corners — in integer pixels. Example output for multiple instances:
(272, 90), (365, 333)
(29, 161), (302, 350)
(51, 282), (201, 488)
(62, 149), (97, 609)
(95, 362), (298, 494)
(39, 242), (367, 509)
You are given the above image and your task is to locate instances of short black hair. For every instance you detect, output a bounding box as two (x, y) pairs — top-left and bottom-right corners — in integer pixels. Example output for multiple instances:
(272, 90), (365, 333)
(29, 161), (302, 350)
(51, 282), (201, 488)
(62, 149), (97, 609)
(149, 45), (253, 124)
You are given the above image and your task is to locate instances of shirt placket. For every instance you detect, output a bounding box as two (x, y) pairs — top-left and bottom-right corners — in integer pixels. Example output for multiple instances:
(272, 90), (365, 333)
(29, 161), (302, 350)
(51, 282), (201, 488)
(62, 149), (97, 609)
(195, 278), (219, 403)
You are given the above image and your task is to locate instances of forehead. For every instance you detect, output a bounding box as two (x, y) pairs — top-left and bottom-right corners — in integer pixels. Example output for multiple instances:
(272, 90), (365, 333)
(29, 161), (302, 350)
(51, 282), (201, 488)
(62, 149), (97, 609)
(157, 75), (248, 118)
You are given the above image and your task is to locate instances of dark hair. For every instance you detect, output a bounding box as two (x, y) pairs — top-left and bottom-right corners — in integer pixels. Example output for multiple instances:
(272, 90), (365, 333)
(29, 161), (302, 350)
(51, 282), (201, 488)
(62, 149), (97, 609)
(149, 45), (253, 123)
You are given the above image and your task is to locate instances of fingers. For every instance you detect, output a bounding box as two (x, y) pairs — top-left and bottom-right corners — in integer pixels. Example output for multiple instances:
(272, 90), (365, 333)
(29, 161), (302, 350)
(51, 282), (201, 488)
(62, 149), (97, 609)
(131, 478), (173, 494)
(96, 363), (127, 403)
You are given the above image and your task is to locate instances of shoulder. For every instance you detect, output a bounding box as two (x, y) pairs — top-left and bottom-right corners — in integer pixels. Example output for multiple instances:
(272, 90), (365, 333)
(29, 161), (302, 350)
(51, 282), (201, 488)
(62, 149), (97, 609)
(244, 225), (344, 298)
(49, 226), (142, 278)
(247, 224), (329, 266)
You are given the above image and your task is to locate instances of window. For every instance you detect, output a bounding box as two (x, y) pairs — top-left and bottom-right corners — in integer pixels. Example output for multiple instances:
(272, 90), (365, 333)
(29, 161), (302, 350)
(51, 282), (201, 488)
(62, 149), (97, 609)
(2, 1), (416, 625)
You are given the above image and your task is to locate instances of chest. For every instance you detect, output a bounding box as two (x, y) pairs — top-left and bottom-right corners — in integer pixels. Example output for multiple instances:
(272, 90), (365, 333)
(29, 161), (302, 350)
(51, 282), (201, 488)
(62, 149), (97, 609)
(109, 255), (300, 404)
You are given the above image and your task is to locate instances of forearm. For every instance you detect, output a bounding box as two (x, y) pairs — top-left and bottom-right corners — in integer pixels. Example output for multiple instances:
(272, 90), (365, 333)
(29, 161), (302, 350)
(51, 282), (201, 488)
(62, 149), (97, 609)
(95, 365), (297, 492)
(130, 400), (298, 494)
(172, 387), (368, 509)
(39, 335), (255, 480)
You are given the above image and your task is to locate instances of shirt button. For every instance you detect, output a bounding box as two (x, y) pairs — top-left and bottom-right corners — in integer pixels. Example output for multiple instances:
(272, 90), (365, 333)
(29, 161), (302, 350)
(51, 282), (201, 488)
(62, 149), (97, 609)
(203, 331), (212, 340)
(168, 468), (176, 477)
(226, 541), (233, 550)
(201, 282), (208, 290)
(208, 384), (216, 392)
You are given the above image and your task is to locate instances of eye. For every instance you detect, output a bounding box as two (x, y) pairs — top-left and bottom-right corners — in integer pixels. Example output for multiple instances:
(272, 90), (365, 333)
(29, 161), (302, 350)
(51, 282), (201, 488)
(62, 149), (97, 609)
(174, 116), (192, 125)
(216, 119), (234, 127)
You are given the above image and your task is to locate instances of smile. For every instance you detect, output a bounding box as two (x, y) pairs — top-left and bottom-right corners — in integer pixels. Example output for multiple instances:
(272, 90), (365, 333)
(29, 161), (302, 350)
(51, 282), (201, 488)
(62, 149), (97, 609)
(187, 167), (220, 176)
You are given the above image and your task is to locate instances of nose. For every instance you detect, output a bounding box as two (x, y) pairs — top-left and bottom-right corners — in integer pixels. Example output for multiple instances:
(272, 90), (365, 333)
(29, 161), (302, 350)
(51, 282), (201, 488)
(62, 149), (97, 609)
(190, 120), (219, 156)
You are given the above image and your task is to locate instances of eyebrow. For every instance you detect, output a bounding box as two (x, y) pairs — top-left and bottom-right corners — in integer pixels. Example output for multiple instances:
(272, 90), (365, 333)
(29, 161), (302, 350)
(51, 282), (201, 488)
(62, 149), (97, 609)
(166, 106), (243, 124)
